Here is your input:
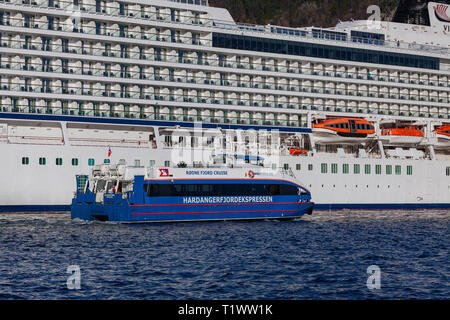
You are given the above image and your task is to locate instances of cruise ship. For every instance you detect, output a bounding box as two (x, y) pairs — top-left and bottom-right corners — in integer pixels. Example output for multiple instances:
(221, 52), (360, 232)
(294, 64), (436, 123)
(0, 0), (449, 212)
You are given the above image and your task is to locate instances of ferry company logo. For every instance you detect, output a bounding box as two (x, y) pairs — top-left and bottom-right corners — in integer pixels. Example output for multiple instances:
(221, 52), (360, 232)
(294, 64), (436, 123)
(434, 4), (450, 23)
(159, 168), (170, 177)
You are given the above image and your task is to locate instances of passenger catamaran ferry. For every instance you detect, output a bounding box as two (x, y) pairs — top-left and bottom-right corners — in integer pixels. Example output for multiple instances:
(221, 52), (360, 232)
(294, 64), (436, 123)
(71, 160), (314, 222)
(1, 0), (450, 212)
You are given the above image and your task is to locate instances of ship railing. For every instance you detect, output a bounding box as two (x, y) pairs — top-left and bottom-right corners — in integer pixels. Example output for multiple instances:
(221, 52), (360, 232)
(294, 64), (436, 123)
(2, 0), (449, 56)
(2, 0), (450, 56)
(214, 22), (450, 57)
(280, 167), (296, 179)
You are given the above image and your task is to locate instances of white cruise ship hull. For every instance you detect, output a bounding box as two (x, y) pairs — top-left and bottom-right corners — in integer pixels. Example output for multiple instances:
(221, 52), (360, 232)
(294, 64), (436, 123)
(0, 0), (449, 212)
(0, 115), (449, 212)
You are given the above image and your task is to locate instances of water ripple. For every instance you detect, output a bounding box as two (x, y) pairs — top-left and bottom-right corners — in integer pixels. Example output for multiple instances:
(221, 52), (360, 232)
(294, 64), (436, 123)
(0, 211), (448, 299)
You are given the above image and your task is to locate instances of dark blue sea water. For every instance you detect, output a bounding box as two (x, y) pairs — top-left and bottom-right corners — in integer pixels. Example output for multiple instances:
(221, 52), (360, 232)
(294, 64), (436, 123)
(0, 210), (448, 300)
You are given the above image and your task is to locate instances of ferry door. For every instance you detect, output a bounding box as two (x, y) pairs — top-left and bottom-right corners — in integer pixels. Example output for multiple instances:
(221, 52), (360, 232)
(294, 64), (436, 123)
(349, 120), (357, 133)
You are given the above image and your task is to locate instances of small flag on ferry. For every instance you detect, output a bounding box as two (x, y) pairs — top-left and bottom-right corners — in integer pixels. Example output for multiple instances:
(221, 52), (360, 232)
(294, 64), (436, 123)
(108, 146), (112, 157)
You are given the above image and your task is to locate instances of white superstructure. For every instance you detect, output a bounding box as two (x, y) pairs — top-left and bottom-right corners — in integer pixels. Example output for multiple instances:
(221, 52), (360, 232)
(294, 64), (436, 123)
(0, 0), (449, 211)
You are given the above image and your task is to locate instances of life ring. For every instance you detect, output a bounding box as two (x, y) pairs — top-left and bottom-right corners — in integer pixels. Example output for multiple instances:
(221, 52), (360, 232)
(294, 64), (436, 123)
(248, 170), (255, 179)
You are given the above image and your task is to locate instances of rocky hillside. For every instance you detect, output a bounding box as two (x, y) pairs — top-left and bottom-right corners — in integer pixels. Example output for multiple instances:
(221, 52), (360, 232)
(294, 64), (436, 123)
(209, 0), (399, 28)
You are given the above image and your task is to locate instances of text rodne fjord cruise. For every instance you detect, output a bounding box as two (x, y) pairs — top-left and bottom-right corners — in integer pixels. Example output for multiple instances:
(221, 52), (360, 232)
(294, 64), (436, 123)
(0, 0), (450, 212)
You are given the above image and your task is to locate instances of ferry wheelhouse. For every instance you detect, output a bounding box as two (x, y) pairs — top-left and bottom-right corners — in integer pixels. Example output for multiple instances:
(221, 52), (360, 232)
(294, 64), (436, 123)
(71, 163), (314, 222)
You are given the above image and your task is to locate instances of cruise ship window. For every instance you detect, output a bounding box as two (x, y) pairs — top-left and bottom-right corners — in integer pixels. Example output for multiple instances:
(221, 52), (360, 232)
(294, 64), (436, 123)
(386, 165), (392, 175)
(88, 158), (95, 166)
(342, 163), (349, 174)
(354, 164), (360, 174)
(213, 33), (439, 70)
(56, 158), (63, 166)
(407, 166), (413, 175)
(22, 157), (29, 165)
(331, 163), (338, 174)
(375, 165), (382, 175)
(72, 158), (78, 166)
(39, 157), (46, 165)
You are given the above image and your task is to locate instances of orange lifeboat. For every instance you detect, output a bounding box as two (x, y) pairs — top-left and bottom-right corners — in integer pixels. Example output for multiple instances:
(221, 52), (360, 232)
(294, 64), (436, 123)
(434, 125), (450, 149)
(379, 127), (424, 146)
(381, 127), (424, 137)
(289, 148), (308, 156)
(312, 117), (375, 144)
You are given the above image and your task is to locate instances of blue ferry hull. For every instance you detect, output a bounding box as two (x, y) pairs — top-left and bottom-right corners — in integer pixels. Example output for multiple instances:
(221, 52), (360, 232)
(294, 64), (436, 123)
(71, 194), (314, 223)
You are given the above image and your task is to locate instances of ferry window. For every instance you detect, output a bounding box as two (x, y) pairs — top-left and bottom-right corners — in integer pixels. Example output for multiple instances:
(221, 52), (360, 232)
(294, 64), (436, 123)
(119, 159), (126, 165)
(135, 160), (141, 167)
(364, 164), (371, 174)
(407, 166), (413, 176)
(375, 165), (381, 175)
(280, 184), (300, 195)
(39, 157), (46, 165)
(72, 158), (79, 166)
(149, 160), (155, 167)
(308, 164), (313, 171)
(104, 159), (111, 164)
(266, 184), (280, 195)
(56, 158), (63, 166)
(446, 167), (450, 176)
(395, 165), (401, 175)
(145, 183), (300, 197)
(164, 161), (170, 167)
(296, 164), (301, 171)
(22, 157), (29, 165)
(321, 163), (327, 174)
(386, 165), (392, 175)
(342, 163), (349, 174)
(354, 164), (360, 174)
(88, 158), (95, 166)
(331, 163), (338, 174)
(283, 164), (289, 170)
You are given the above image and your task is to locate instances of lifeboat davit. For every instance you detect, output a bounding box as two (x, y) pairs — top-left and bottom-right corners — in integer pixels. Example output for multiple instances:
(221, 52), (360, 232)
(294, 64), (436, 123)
(434, 125), (450, 149)
(312, 118), (375, 144)
(379, 127), (424, 146)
